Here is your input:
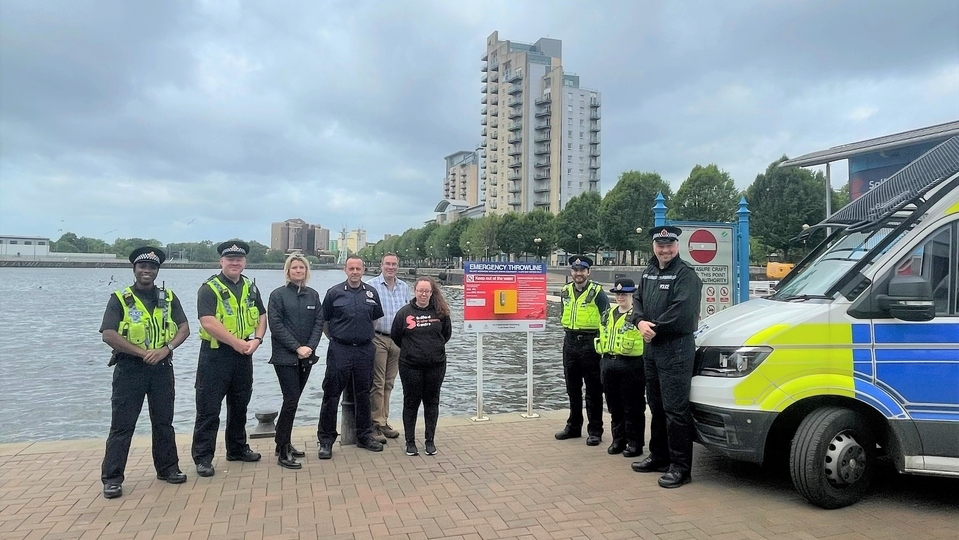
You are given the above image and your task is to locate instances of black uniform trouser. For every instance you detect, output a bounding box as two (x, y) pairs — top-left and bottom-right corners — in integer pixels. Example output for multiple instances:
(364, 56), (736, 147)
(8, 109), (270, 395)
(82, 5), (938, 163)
(600, 355), (646, 448)
(399, 362), (447, 443)
(191, 346), (253, 464)
(273, 361), (313, 449)
(644, 334), (696, 473)
(102, 359), (179, 485)
(562, 333), (604, 436)
(317, 340), (375, 445)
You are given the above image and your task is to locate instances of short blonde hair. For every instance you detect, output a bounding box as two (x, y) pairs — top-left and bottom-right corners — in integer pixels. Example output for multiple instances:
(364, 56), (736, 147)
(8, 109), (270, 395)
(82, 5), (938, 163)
(283, 252), (311, 285)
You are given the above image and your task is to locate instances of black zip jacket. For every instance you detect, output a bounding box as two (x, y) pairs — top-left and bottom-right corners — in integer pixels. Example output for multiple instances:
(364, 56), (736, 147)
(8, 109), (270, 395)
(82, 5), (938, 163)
(631, 255), (702, 343)
(390, 298), (452, 368)
(268, 282), (324, 366)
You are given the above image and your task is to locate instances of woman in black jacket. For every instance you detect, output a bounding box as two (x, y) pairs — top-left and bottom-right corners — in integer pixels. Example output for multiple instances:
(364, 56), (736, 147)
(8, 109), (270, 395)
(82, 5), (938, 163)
(390, 276), (452, 457)
(268, 253), (324, 469)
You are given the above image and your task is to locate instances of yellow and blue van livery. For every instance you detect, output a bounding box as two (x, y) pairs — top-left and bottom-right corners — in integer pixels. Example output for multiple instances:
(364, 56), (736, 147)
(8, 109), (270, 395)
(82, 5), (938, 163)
(690, 136), (959, 509)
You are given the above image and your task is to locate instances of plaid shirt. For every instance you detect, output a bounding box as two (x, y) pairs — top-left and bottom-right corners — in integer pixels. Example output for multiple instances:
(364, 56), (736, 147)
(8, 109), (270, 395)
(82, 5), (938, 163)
(369, 273), (412, 334)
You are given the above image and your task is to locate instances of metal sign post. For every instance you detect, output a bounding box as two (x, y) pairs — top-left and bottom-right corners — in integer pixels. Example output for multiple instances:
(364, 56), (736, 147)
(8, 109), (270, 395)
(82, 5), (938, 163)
(520, 331), (539, 418)
(471, 332), (489, 422)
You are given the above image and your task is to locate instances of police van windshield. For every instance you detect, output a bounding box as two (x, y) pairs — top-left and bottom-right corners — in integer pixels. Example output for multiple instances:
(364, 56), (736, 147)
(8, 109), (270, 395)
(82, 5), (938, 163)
(771, 226), (899, 300)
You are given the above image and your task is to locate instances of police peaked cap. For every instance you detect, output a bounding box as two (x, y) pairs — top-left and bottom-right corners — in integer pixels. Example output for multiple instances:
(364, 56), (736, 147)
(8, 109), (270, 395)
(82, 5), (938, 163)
(567, 255), (593, 269)
(609, 278), (637, 293)
(217, 240), (250, 257)
(129, 246), (166, 266)
(650, 225), (682, 243)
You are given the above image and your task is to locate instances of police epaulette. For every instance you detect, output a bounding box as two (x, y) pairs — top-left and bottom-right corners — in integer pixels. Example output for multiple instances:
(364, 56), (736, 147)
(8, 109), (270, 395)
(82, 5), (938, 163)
(122, 290), (137, 308)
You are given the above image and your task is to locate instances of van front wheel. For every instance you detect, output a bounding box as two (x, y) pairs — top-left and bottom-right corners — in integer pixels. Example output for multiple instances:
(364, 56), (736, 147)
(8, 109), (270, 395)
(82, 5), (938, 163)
(790, 407), (873, 509)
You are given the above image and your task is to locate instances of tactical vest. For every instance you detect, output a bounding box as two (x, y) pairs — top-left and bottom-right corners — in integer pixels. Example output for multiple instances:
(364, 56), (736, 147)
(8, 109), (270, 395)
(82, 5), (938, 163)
(198, 275), (261, 348)
(594, 307), (644, 357)
(560, 281), (603, 330)
(115, 287), (177, 350)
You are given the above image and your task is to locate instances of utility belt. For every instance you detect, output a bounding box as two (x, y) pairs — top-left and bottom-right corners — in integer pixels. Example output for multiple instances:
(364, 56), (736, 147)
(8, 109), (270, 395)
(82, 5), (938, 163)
(602, 353), (642, 361)
(331, 337), (372, 347)
(565, 330), (599, 341)
(108, 351), (172, 367)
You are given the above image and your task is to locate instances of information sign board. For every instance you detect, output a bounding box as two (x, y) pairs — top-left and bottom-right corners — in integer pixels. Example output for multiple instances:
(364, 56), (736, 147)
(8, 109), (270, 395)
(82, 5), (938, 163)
(463, 261), (547, 332)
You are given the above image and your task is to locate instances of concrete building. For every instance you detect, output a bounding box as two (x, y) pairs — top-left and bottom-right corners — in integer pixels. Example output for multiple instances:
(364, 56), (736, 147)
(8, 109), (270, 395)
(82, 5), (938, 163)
(344, 229), (367, 254)
(443, 151), (481, 206)
(270, 219), (330, 255)
(0, 235), (51, 257)
(480, 31), (601, 216)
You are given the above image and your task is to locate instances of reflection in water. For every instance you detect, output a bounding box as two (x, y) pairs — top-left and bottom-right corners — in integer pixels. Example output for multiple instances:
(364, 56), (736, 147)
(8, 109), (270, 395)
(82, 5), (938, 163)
(0, 268), (567, 442)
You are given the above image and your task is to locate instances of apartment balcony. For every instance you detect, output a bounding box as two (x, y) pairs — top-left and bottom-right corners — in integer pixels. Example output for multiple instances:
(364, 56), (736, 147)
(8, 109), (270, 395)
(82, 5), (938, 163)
(508, 145), (521, 156)
(481, 116), (487, 125)
(589, 158), (600, 169)
(508, 195), (521, 206)
(508, 158), (522, 169)
(507, 170), (521, 181)
(589, 172), (600, 182)
(481, 105), (487, 115)
(534, 159), (550, 168)
(590, 110), (601, 120)
(481, 127), (487, 137)
(489, 188), (497, 198)
(534, 171), (550, 180)
(589, 146), (601, 157)
(533, 181), (550, 193)
(489, 119), (499, 128)
(481, 63), (487, 72)
(490, 60), (499, 71)
(508, 108), (521, 119)
(490, 106), (498, 116)
(490, 166), (498, 174)
(480, 172), (486, 180)
(508, 120), (522, 131)
(534, 144), (550, 155)
(481, 73), (488, 83)
(590, 134), (600, 144)
(534, 132), (551, 143)
(481, 95), (487, 105)
(489, 177), (498, 186)
(490, 129), (498, 139)
(590, 120), (600, 132)
(507, 183), (521, 194)
(508, 84), (522, 95)
(506, 70), (522, 83)
(488, 199), (497, 209)
(482, 52), (488, 61)
(489, 142), (498, 151)
(535, 107), (551, 117)
(481, 161), (487, 169)
(489, 83), (499, 94)
(481, 84), (487, 94)
(508, 133), (523, 144)
(535, 95), (551, 105)
(489, 71), (499, 82)
(479, 139), (487, 147)
(533, 194), (550, 206)
(507, 96), (522, 107)
(534, 120), (550, 130)
(489, 95), (499, 105)
(590, 97), (600, 107)
(489, 154), (498, 163)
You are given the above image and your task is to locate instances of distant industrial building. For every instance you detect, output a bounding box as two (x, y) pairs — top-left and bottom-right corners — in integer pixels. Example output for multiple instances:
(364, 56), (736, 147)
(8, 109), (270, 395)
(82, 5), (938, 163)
(0, 235), (51, 257)
(270, 219), (330, 255)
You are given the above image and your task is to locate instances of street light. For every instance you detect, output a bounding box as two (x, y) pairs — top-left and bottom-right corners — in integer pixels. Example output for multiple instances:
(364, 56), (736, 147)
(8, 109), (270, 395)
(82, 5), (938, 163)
(466, 240), (472, 260)
(446, 243), (450, 266)
(534, 237), (542, 262)
(635, 227), (643, 265)
(577, 233), (583, 254)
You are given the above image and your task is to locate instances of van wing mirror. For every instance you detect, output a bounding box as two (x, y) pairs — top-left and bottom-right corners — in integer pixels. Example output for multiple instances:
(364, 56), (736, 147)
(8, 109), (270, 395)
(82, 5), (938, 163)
(877, 275), (936, 322)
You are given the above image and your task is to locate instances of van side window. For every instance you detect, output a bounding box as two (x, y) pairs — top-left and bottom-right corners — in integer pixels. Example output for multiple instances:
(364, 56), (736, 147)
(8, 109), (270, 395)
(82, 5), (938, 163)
(894, 226), (954, 316)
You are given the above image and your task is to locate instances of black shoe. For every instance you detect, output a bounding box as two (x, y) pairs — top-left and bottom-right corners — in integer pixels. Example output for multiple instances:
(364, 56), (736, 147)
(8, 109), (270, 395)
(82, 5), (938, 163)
(623, 445), (643, 458)
(554, 426), (582, 440)
(406, 441), (418, 456)
(226, 449), (261, 462)
(631, 456), (669, 473)
(607, 440), (626, 454)
(277, 446), (302, 470)
(318, 442), (332, 460)
(356, 439), (384, 452)
(425, 440), (437, 455)
(274, 445), (306, 458)
(196, 462), (215, 477)
(658, 470), (692, 488)
(156, 470), (187, 484)
(103, 483), (122, 499)
(586, 434), (602, 446)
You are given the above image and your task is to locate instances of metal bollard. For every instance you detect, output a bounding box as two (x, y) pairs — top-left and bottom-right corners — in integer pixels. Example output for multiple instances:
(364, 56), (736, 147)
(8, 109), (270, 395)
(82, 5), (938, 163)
(250, 410), (278, 439)
(339, 375), (357, 445)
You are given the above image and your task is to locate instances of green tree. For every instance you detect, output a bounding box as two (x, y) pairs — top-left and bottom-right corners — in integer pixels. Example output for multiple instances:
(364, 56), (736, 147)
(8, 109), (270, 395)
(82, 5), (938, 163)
(832, 183), (851, 212)
(599, 171), (672, 264)
(746, 157), (828, 261)
(446, 217), (473, 259)
(496, 212), (528, 260)
(461, 215), (500, 259)
(264, 249), (287, 264)
(247, 240), (269, 263)
(555, 191), (603, 254)
(668, 164), (740, 222)
(518, 209), (555, 259)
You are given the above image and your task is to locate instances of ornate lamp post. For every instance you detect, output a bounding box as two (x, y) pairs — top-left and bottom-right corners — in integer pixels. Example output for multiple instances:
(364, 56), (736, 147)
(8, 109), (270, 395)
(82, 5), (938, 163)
(534, 237), (542, 262)
(577, 233), (583, 254)
(635, 227), (643, 265)
(466, 240), (472, 260)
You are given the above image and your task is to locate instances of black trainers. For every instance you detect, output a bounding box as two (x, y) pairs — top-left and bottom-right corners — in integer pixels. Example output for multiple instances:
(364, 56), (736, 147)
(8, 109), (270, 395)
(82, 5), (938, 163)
(405, 441), (418, 456)
(424, 440), (437, 455)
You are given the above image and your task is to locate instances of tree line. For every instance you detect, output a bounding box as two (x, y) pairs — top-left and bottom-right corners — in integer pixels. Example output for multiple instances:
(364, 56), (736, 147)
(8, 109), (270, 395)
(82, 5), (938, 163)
(50, 234), (326, 264)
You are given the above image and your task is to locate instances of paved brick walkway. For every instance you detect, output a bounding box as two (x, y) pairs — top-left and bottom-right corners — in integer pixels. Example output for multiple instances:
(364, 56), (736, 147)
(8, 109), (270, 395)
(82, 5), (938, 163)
(1, 410), (956, 539)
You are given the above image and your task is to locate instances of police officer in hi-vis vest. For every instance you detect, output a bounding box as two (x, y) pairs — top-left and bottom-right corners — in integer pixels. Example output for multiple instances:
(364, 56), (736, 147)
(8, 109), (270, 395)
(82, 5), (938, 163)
(191, 240), (267, 478)
(99, 247), (191, 499)
(595, 278), (646, 459)
(555, 255), (610, 446)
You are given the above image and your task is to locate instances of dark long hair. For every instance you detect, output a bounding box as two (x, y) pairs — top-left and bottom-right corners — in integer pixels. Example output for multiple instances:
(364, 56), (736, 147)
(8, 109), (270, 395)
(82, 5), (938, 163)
(415, 276), (450, 317)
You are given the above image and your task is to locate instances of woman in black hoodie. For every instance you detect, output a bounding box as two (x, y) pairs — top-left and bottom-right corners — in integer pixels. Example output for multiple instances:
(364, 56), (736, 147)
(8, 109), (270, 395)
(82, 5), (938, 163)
(268, 253), (324, 469)
(390, 276), (452, 456)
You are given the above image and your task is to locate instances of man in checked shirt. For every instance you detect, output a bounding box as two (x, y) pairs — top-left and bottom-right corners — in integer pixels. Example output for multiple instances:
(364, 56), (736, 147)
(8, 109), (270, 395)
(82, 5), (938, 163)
(368, 252), (412, 443)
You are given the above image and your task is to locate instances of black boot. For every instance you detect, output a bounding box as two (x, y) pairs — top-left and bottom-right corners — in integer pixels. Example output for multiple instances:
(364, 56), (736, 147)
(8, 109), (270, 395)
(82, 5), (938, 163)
(277, 444), (302, 470)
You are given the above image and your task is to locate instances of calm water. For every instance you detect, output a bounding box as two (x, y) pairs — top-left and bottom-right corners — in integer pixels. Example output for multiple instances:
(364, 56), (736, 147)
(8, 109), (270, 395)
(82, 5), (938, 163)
(0, 267), (567, 443)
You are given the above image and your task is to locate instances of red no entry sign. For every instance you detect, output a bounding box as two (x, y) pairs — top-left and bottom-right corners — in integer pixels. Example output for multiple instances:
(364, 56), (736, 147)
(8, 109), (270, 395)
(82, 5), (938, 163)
(688, 229), (718, 263)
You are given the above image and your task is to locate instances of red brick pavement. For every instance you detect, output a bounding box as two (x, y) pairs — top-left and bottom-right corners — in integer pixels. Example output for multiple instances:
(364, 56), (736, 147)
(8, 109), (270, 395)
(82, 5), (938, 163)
(1, 411), (956, 539)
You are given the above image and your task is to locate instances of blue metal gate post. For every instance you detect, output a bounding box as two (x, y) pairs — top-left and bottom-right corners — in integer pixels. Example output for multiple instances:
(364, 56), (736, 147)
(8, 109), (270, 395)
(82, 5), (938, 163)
(736, 196), (751, 304)
(653, 192), (667, 227)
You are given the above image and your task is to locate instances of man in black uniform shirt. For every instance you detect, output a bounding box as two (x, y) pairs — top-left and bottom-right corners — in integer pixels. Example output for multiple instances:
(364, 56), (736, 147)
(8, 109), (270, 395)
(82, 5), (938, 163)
(191, 240), (267, 477)
(99, 247), (191, 499)
(630, 226), (702, 488)
(316, 255), (385, 459)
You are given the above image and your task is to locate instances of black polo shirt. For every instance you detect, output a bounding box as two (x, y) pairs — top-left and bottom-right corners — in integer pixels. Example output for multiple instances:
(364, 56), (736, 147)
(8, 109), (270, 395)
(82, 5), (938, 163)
(322, 280), (384, 344)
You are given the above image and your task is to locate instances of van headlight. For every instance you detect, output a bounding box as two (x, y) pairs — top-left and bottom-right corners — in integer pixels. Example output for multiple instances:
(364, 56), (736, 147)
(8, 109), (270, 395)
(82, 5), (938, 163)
(695, 346), (772, 377)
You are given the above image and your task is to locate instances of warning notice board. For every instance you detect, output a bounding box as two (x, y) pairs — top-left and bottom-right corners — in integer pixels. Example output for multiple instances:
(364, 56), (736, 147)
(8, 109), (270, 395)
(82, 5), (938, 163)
(463, 262), (547, 333)
(676, 225), (735, 317)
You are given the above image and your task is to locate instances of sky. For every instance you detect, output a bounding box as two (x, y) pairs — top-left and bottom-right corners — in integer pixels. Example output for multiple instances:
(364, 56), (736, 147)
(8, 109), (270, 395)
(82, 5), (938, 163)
(1, 0), (957, 245)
